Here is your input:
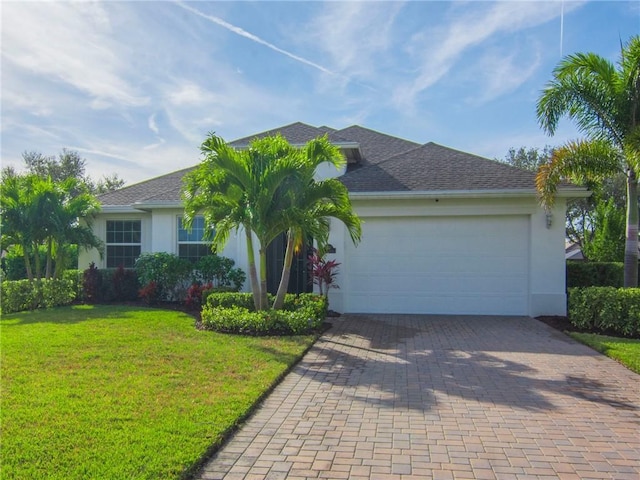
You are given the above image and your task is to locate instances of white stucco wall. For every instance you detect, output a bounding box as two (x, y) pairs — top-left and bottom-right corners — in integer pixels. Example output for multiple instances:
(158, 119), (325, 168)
(81, 191), (573, 316)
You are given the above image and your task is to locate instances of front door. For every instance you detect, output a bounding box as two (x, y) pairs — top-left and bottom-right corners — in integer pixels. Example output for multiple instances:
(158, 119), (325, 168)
(266, 233), (312, 295)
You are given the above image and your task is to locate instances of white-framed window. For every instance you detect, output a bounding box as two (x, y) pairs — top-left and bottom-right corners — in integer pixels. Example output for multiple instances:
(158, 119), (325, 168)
(177, 216), (212, 263)
(106, 220), (141, 268)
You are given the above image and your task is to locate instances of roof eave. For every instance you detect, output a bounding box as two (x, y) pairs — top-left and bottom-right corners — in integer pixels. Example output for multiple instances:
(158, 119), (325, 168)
(100, 201), (182, 213)
(348, 186), (590, 200)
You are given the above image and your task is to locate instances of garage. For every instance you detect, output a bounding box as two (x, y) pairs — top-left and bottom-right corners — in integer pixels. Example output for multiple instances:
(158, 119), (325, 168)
(343, 215), (530, 315)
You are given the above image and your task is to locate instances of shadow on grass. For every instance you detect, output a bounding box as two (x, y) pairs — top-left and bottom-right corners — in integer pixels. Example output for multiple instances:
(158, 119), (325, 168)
(1, 303), (196, 326)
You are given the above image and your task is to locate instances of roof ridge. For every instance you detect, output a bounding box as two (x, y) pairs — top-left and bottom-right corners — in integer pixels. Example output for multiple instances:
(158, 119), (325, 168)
(229, 121), (321, 144)
(336, 124), (421, 146)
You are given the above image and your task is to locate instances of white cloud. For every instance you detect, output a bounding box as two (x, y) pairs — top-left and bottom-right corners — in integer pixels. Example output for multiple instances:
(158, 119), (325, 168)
(304, 2), (404, 81)
(2, 2), (148, 108)
(469, 47), (542, 105)
(168, 82), (217, 106)
(148, 114), (160, 135)
(392, 1), (584, 107)
(161, 75), (303, 144)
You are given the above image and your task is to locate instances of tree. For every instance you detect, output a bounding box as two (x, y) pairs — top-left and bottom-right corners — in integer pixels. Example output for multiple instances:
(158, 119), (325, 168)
(536, 35), (640, 287)
(582, 198), (626, 262)
(182, 133), (361, 312)
(93, 173), (126, 194)
(0, 173), (102, 280)
(502, 146), (626, 257)
(16, 149), (125, 195)
(183, 134), (303, 310)
(271, 137), (361, 310)
(1, 174), (42, 280)
(502, 146), (554, 172)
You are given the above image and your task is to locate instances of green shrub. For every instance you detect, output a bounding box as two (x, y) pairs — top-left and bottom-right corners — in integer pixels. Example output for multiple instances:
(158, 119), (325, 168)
(62, 269), (82, 300)
(566, 261), (624, 288)
(568, 287), (640, 337)
(205, 292), (257, 310)
(134, 253), (192, 301)
(1, 278), (77, 314)
(194, 255), (245, 291)
(201, 293), (327, 335)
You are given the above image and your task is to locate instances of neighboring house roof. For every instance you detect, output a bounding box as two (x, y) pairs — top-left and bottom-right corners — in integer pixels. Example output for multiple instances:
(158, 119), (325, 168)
(97, 123), (586, 208)
(565, 242), (585, 260)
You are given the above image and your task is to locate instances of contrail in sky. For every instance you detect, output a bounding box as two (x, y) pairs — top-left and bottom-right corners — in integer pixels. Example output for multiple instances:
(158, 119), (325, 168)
(176, 1), (337, 76)
(560, 0), (564, 56)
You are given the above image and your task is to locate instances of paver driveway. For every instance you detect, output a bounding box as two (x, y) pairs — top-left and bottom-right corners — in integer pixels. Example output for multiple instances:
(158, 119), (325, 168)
(196, 315), (640, 480)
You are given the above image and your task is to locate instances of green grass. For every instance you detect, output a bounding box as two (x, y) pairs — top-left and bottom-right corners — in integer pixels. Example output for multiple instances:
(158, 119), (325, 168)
(568, 332), (640, 374)
(1, 305), (317, 479)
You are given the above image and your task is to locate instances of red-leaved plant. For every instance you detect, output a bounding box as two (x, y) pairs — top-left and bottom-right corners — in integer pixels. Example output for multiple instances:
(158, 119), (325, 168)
(185, 282), (213, 310)
(138, 281), (158, 305)
(308, 248), (341, 297)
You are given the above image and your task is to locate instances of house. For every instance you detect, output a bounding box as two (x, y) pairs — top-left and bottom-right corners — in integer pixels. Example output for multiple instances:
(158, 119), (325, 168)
(80, 122), (588, 316)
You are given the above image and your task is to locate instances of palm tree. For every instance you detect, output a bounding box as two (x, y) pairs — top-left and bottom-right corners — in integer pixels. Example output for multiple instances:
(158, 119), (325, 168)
(1, 173), (103, 280)
(46, 178), (103, 278)
(1, 174), (40, 280)
(182, 133), (304, 311)
(272, 136), (361, 309)
(536, 35), (640, 287)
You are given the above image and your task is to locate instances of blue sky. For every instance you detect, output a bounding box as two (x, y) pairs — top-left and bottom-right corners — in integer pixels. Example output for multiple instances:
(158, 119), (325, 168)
(2, 1), (639, 185)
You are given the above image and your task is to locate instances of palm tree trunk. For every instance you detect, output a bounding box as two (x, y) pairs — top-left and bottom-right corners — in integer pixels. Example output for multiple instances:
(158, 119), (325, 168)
(245, 229), (261, 311)
(259, 246), (269, 310)
(45, 237), (53, 280)
(624, 169), (638, 287)
(33, 242), (42, 280)
(22, 246), (34, 281)
(273, 230), (295, 310)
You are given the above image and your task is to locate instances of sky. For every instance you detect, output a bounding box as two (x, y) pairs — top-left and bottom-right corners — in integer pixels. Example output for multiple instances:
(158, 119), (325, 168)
(2, 1), (639, 186)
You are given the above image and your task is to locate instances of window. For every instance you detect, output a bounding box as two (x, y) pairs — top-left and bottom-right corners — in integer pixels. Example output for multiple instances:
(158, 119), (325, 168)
(106, 220), (141, 268)
(178, 216), (212, 263)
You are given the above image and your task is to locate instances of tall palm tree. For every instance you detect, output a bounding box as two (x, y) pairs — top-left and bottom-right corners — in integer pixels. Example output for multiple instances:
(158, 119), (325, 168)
(536, 35), (640, 287)
(1, 174), (40, 280)
(1, 173), (103, 280)
(182, 133), (303, 311)
(47, 178), (103, 278)
(272, 136), (361, 309)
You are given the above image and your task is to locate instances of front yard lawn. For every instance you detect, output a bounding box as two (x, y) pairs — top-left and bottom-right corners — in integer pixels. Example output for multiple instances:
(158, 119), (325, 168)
(0, 305), (317, 479)
(568, 332), (640, 374)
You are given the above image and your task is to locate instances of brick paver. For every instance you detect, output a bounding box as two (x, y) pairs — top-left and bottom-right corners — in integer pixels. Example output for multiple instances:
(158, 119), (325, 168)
(196, 315), (640, 479)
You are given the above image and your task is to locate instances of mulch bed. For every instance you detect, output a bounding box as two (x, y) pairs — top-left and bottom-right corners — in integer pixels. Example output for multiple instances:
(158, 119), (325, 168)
(536, 315), (575, 332)
(536, 315), (639, 339)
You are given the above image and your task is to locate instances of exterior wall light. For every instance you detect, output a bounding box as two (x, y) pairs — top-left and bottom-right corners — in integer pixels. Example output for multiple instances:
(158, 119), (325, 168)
(545, 211), (553, 229)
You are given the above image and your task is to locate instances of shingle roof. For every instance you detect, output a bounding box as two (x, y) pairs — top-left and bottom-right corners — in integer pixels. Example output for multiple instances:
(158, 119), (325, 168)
(340, 142), (538, 192)
(333, 125), (420, 166)
(229, 122), (351, 147)
(97, 167), (195, 206)
(98, 123), (557, 207)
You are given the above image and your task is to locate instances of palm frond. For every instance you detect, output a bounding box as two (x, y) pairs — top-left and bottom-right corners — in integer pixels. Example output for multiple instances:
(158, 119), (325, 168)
(536, 139), (622, 208)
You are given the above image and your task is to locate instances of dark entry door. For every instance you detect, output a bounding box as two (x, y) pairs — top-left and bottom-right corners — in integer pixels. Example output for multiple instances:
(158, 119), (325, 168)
(266, 233), (312, 295)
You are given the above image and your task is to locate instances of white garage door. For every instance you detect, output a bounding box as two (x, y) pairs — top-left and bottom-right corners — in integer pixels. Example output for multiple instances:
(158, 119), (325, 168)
(344, 215), (529, 315)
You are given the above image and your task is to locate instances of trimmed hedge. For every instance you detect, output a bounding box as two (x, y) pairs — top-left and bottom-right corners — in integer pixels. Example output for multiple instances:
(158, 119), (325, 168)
(0, 278), (78, 314)
(568, 287), (640, 337)
(201, 293), (328, 335)
(566, 261), (624, 288)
